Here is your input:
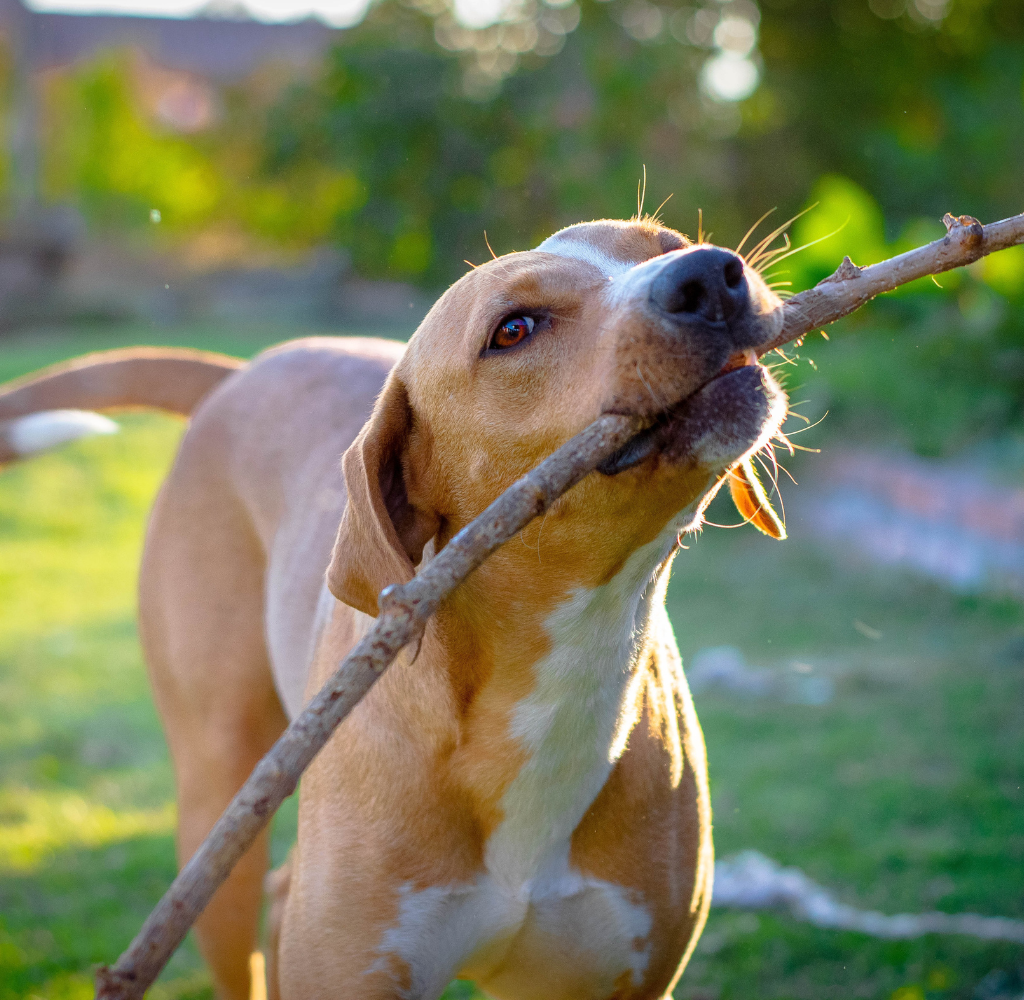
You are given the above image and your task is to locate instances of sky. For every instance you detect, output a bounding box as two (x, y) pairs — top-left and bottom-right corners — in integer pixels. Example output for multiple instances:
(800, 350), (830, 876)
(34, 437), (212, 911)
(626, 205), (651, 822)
(25, 0), (374, 27)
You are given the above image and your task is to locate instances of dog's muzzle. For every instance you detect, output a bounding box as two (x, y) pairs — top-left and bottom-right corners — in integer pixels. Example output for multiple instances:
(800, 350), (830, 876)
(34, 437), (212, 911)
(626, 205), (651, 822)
(597, 363), (778, 476)
(598, 246), (785, 476)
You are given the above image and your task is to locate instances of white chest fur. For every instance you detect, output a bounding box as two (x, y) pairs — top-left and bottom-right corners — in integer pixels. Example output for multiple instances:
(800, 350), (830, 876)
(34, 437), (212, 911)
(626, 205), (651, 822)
(485, 527), (677, 890)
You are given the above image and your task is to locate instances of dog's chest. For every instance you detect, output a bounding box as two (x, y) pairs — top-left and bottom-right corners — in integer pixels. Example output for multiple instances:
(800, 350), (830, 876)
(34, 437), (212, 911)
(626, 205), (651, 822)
(371, 528), (684, 998)
(484, 560), (655, 891)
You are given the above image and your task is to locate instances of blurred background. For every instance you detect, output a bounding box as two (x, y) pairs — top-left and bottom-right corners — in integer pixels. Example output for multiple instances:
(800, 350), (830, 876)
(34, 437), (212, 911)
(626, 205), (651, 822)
(0, 0), (1022, 998)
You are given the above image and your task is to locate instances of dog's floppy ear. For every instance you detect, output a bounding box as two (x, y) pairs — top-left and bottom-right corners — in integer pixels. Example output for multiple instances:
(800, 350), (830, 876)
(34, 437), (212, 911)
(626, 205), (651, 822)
(327, 373), (440, 616)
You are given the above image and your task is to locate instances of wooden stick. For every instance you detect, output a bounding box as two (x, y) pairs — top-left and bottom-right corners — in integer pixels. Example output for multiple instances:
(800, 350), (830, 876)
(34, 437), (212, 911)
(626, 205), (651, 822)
(94, 209), (1024, 998)
(761, 211), (1024, 354)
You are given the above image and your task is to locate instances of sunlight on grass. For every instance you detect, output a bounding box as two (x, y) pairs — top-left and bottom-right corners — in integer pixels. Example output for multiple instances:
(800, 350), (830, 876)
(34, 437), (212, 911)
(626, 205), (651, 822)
(0, 787), (174, 873)
(0, 414), (183, 643)
(13, 972), (94, 1000)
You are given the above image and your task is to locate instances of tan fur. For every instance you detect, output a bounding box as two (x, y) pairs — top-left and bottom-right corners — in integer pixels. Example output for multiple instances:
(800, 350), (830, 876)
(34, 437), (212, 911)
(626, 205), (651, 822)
(2, 224), (787, 1000)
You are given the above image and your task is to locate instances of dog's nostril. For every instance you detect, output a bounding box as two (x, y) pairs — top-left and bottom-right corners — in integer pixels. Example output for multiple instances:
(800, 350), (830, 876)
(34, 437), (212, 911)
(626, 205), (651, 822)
(650, 245), (749, 322)
(680, 280), (705, 314)
(724, 258), (744, 289)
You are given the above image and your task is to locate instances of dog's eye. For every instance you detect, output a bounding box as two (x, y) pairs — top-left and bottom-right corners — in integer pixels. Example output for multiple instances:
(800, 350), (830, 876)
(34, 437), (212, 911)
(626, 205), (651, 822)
(490, 316), (535, 351)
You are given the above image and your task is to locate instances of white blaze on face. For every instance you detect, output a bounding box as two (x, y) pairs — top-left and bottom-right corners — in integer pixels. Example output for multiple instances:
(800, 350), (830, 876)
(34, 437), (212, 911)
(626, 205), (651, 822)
(534, 229), (692, 311)
(534, 231), (636, 278)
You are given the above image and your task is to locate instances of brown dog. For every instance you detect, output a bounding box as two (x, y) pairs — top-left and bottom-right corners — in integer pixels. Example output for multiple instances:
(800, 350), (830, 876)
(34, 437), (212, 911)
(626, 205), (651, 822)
(0, 218), (786, 1000)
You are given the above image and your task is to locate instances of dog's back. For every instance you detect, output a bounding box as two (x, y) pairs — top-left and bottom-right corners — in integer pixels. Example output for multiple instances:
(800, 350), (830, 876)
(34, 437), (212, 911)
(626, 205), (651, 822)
(167, 336), (405, 718)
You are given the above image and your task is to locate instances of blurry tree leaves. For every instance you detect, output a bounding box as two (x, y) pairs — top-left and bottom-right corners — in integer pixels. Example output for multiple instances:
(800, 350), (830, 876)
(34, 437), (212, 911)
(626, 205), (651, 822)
(28, 0), (1024, 295)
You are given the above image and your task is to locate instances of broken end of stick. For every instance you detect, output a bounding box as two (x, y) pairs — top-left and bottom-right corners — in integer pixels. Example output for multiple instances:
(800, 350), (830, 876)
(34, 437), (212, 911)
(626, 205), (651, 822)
(823, 255), (863, 283)
(377, 582), (422, 621)
(942, 212), (984, 255)
(95, 963), (138, 1000)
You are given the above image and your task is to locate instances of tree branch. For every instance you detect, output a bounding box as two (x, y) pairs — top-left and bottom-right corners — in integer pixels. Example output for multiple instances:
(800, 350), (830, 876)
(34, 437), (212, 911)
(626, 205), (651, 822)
(94, 208), (1024, 999)
(761, 211), (1024, 354)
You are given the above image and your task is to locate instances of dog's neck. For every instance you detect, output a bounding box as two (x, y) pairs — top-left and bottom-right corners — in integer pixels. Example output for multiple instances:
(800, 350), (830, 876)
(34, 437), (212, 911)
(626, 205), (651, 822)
(429, 511), (693, 890)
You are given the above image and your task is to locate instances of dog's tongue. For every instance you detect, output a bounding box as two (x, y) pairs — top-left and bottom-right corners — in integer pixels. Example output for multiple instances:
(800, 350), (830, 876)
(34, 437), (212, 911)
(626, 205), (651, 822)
(728, 457), (786, 539)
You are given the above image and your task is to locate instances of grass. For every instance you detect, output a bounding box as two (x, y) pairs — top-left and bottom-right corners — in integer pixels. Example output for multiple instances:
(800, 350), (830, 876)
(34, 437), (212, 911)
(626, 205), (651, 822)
(667, 501), (1024, 999)
(0, 321), (1022, 999)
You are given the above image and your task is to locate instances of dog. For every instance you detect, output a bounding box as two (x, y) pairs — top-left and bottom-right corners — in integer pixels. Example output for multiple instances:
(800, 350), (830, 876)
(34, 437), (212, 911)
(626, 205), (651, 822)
(0, 218), (786, 1000)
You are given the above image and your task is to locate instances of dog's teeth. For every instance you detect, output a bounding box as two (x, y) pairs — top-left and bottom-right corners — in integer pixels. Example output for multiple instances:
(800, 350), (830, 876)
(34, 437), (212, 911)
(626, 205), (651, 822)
(744, 349), (758, 366)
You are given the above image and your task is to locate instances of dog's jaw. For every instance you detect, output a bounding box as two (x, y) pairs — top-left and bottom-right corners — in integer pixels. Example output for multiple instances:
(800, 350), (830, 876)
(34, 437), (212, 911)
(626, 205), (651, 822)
(598, 361), (786, 479)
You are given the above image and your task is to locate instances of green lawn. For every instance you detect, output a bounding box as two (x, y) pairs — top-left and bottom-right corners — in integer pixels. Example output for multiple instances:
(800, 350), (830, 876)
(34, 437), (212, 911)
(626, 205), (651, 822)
(1, 322), (1022, 1000)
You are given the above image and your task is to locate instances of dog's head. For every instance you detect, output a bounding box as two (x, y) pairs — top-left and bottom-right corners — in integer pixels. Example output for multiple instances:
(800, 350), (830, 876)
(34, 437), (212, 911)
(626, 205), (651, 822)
(329, 219), (787, 616)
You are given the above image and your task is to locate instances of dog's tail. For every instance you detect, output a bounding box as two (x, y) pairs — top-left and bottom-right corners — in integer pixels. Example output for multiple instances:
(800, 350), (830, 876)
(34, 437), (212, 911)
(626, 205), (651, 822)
(0, 347), (244, 465)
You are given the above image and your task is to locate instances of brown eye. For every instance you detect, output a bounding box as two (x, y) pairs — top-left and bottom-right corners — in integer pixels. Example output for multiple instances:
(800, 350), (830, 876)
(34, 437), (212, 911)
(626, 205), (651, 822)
(491, 315), (535, 350)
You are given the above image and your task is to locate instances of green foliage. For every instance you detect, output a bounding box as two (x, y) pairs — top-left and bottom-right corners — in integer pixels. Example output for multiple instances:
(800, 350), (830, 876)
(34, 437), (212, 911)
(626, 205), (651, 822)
(32, 1), (1024, 294)
(41, 56), (222, 230)
(32, 2), (1024, 452)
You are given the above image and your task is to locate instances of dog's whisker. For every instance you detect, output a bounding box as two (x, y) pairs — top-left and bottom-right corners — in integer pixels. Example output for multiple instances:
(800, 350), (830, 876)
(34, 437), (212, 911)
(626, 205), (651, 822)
(702, 516), (749, 529)
(744, 204), (816, 268)
(534, 506), (551, 564)
(785, 440), (822, 453)
(760, 224), (848, 270)
(649, 192), (674, 224)
(754, 448), (785, 503)
(784, 399), (813, 421)
(755, 217), (852, 281)
(783, 410), (829, 437)
(697, 208), (710, 245)
(751, 234), (792, 273)
(735, 207), (778, 257)
(762, 440), (781, 487)
(757, 454), (786, 528)
(746, 227), (791, 269)
(753, 450), (787, 527)
(757, 444), (781, 491)
(768, 435), (799, 476)
(748, 230), (789, 269)
(636, 362), (667, 411)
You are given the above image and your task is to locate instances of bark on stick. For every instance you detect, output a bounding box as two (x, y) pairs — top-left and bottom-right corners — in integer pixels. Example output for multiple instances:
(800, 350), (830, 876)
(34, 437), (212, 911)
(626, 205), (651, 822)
(94, 208), (1024, 999)
(761, 211), (1024, 354)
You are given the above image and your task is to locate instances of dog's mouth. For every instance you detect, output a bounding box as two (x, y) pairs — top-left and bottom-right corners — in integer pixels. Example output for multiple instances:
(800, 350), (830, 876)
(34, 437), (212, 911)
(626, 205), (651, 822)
(597, 347), (788, 537)
(596, 348), (770, 477)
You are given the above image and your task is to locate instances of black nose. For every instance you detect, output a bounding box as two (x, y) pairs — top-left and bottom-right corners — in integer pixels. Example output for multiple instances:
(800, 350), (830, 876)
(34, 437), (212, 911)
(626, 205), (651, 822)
(650, 246), (749, 323)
